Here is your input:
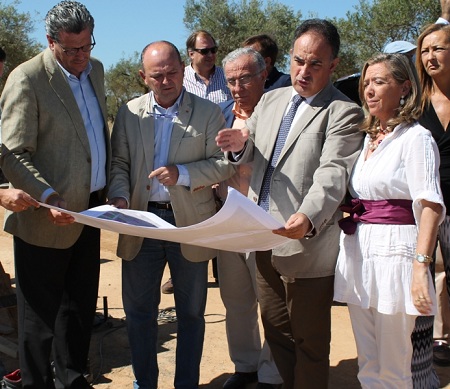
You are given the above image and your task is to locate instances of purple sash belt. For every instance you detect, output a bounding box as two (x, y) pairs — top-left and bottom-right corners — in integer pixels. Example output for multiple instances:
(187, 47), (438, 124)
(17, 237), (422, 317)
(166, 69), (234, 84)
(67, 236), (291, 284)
(338, 199), (415, 235)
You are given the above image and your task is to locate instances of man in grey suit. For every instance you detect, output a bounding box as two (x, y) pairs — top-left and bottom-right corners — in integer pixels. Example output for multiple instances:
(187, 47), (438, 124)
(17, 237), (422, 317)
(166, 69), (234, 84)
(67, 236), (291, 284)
(216, 19), (364, 388)
(216, 48), (282, 389)
(0, 2), (109, 388)
(108, 40), (234, 389)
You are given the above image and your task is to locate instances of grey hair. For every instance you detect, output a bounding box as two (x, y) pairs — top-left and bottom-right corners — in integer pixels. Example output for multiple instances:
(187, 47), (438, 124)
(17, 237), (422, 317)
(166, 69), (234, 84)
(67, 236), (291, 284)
(222, 47), (266, 72)
(45, 1), (94, 41)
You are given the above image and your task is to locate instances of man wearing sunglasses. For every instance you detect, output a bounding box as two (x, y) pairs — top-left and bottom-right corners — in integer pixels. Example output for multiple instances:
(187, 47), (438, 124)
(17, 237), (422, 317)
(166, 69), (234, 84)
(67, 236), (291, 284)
(0, 1), (109, 387)
(183, 30), (231, 104)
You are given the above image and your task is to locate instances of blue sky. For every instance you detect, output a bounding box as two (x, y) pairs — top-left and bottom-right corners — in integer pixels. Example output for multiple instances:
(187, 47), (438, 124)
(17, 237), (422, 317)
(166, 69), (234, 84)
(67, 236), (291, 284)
(13, 0), (361, 70)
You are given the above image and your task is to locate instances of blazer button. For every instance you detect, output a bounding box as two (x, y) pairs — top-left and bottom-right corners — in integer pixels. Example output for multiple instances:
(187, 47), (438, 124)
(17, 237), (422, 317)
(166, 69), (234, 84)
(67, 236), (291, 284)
(253, 196), (258, 202)
(146, 185), (151, 190)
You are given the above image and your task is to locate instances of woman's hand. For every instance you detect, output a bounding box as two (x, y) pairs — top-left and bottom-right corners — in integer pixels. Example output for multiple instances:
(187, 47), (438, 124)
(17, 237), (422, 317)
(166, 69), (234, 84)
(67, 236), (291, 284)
(411, 261), (433, 314)
(412, 200), (442, 314)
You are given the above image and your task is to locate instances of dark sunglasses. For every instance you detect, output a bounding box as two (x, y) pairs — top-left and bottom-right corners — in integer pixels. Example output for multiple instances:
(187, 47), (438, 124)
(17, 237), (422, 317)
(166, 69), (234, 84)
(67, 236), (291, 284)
(192, 46), (218, 55)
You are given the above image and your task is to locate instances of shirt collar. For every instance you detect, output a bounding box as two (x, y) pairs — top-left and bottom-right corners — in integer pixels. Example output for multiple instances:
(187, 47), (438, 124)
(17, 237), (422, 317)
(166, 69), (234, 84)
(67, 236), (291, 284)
(147, 88), (185, 116)
(231, 102), (251, 120)
(190, 64), (216, 80)
(290, 88), (318, 105)
(57, 60), (92, 82)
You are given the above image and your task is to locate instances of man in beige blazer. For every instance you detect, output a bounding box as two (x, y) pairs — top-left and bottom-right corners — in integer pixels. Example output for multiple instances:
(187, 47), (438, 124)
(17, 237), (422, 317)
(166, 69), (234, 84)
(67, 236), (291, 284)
(0, 2), (109, 388)
(108, 40), (234, 389)
(216, 19), (364, 389)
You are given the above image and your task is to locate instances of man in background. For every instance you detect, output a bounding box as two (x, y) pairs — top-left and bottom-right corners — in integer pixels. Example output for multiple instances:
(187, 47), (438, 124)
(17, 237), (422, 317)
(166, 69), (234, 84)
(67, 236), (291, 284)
(0, 1), (109, 387)
(216, 47), (282, 389)
(183, 30), (231, 104)
(242, 34), (291, 92)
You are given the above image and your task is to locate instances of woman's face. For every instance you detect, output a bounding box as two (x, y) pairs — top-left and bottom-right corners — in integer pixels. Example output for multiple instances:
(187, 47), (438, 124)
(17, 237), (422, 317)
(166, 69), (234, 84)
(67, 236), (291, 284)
(362, 62), (411, 124)
(421, 30), (450, 79)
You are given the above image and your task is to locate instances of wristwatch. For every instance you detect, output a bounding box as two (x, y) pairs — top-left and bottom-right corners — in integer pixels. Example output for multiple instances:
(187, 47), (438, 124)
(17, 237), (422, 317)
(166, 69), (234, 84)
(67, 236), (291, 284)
(415, 253), (433, 263)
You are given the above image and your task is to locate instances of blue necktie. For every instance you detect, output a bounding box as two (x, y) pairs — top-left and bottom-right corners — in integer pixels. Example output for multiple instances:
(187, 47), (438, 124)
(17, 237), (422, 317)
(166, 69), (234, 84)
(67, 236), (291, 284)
(259, 94), (303, 211)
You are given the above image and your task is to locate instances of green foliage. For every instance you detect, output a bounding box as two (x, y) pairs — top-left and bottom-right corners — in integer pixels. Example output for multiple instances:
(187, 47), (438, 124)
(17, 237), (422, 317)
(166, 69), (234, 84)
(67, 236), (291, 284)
(104, 53), (147, 123)
(0, 0), (43, 92)
(332, 0), (441, 78)
(183, 0), (302, 69)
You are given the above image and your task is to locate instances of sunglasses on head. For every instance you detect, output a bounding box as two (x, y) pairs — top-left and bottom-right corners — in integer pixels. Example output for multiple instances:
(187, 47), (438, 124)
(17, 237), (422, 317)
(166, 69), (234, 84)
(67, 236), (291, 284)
(192, 46), (218, 55)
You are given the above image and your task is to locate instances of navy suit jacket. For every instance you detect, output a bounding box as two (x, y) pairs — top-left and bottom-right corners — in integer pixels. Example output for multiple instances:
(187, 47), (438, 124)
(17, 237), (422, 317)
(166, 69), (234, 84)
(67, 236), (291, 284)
(265, 67), (291, 92)
(219, 100), (235, 127)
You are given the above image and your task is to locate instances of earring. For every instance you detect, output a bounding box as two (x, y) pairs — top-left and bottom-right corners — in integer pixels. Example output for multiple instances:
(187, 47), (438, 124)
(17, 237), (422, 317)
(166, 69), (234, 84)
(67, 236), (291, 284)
(400, 96), (405, 106)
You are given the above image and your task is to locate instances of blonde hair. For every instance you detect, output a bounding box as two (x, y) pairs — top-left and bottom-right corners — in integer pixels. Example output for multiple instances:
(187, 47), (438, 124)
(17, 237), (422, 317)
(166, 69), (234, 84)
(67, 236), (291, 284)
(359, 53), (421, 138)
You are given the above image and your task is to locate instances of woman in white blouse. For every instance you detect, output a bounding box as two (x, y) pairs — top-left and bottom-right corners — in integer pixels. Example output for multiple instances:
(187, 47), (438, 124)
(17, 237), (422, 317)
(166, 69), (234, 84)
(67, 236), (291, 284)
(334, 53), (445, 388)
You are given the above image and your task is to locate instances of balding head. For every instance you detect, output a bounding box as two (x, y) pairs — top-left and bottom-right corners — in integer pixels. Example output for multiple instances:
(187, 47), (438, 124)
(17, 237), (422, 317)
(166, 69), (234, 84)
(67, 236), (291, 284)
(139, 41), (185, 108)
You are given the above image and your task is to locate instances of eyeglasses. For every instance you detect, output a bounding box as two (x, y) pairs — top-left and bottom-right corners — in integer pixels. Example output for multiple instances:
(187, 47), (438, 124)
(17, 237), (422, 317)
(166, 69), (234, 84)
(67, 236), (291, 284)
(191, 46), (218, 55)
(226, 69), (264, 87)
(55, 35), (96, 56)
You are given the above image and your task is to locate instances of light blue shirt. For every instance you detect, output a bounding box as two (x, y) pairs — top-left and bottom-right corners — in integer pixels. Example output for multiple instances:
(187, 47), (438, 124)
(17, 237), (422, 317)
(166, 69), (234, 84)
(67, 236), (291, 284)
(147, 90), (190, 202)
(60, 61), (107, 193)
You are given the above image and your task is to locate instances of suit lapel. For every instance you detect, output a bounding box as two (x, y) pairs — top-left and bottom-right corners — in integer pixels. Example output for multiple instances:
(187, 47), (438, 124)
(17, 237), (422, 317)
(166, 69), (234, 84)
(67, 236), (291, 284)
(277, 83), (332, 163)
(167, 92), (192, 165)
(139, 95), (156, 174)
(261, 91), (292, 163)
(89, 59), (108, 126)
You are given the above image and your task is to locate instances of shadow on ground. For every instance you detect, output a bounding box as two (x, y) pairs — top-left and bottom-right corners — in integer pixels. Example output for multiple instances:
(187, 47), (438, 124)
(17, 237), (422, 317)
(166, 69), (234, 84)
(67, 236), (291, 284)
(89, 312), (178, 385)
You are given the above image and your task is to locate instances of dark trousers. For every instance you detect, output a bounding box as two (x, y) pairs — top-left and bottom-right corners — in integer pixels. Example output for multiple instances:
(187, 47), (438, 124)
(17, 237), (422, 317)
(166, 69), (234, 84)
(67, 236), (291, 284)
(14, 202), (101, 388)
(256, 251), (334, 389)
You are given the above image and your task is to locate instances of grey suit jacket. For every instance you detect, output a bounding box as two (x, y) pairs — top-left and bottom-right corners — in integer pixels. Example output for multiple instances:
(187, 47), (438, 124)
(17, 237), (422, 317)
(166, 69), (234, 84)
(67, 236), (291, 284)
(233, 83), (364, 278)
(108, 91), (235, 262)
(0, 48), (110, 249)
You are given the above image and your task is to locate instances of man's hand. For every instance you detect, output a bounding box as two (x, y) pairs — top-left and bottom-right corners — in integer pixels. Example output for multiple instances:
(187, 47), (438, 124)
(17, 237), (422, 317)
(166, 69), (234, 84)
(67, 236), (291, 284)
(272, 212), (313, 240)
(442, 0), (450, 22)
(149, 166), (179, 186)
(107, 197), (128, 209)
(215, 128), (249, 153)
(0, 189), (39, 212)
(46, 194), (74, 226)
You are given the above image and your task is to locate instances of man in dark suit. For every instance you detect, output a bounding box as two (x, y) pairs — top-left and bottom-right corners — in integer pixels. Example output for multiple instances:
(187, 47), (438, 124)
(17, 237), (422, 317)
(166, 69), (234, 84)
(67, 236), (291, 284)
(108, 40), (234, 389)
(242, 34), (291, 92)
(216, 19), (364, 388)
(0, 2), (109, 387)
(215, 48), (282, 389)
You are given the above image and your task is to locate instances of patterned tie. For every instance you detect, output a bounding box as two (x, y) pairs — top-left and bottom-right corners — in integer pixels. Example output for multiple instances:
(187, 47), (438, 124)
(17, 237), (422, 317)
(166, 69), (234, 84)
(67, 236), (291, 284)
(259, 94), (303, 211)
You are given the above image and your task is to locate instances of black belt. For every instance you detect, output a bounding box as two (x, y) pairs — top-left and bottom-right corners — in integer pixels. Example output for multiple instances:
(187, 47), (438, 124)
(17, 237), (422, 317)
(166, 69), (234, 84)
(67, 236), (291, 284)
(148, 201), (172, 210)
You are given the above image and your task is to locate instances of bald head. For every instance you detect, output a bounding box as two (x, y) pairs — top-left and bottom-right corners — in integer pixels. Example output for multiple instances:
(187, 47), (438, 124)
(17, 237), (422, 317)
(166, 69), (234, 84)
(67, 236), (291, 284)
(139, 41), (185, 108)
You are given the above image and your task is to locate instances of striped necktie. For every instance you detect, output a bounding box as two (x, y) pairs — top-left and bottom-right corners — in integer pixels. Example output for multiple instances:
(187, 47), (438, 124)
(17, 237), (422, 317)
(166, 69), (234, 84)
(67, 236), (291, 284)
(259, 94), (303, 211)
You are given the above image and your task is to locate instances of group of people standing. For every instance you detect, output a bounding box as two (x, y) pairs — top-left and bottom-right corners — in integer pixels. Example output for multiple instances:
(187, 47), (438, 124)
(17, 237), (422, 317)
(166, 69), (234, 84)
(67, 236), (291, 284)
(1, 1), (450, 389)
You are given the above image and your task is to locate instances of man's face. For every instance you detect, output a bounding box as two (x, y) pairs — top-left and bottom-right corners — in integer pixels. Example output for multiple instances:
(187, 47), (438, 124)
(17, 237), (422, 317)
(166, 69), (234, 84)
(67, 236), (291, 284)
(290, 31), (339, 97)
(47, 28), (93, 78)
(224, 54), (266, 114)
(188, 34), (217, 72)
(140, 43), (185, 109)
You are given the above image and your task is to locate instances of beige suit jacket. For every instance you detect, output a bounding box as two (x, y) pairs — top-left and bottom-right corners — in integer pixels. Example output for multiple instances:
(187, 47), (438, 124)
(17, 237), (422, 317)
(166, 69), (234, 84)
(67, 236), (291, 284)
(0, 48), (110, 249)
(108, 91), (235, 262)
(232, 83), (364, 278)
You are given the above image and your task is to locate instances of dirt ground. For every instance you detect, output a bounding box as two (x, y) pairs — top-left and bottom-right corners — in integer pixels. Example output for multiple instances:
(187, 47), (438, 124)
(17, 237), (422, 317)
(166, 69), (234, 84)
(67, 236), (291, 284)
(1, 212), (450, 388)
